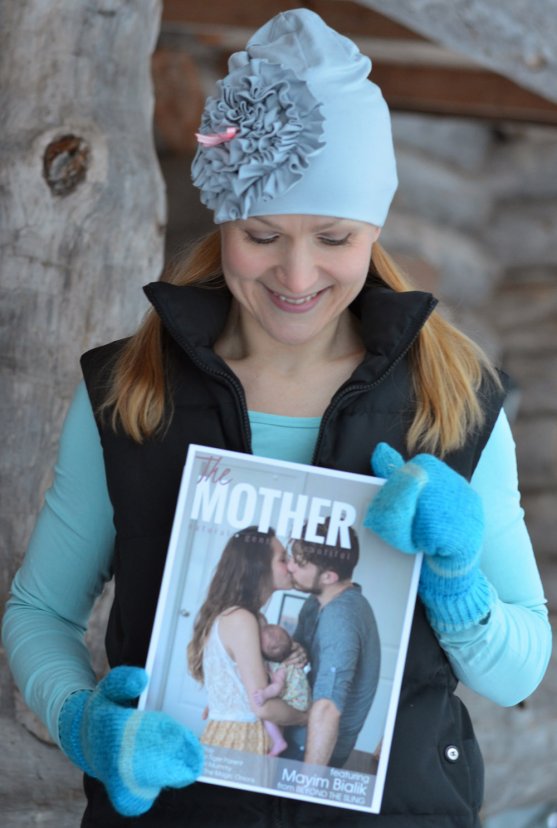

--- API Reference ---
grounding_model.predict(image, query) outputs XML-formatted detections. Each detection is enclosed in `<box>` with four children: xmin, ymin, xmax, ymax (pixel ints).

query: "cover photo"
<box><xmin>139</xmin><ymin>445</ymin><xmax>421</xmax><ymax>813</ymax></box>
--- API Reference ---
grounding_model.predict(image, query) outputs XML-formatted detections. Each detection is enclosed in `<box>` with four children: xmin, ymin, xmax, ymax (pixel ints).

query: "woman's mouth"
<box><xmin>268</xmin><ymin>288</ymin><xmax>324</xmax><ymax>313</ymax></box>
<box><xmin>275</xmin><ymin>291</ymin><xmax>318</xmax><ymax>305</ymax></box>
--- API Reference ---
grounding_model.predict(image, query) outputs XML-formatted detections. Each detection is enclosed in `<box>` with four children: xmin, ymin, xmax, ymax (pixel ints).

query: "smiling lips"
<box><xmin>268</xmin><ymin>287</ymin><xmax>323</xmax><ymax>313</ymax></box>
<box><xmin>276</xmin><ymin>291</ymin><xmax>318</xmax><ymax>305</ymax></box>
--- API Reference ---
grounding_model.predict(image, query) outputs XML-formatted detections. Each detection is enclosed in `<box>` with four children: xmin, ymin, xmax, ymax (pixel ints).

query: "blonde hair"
<box><xmin>369</xmin><ymin>244</ymin><xmax>500</xmax><ymax>454</ymax></box>
<box><xmin>100</xmin><ymin>230</ymin><xmax>499</xmax><ymax>455</ymax></box>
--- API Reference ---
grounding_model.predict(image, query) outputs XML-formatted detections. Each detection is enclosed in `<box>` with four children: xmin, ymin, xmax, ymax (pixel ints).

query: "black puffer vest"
<box><xmin>81</xmin><ymin>280</ymin><xmax>506</xmax><ymax>828</ymax></box>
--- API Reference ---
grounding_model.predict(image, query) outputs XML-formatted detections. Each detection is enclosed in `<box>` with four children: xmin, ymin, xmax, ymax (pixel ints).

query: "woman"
<box><xmin>2</xmin><ymin>8</ymin><xmax>551</xmax><ymax>828</ymax></box>
<box><xmin>187</xmin><ymin>526</ymin><xmax>306</xmax><ymax>754</ymax></box>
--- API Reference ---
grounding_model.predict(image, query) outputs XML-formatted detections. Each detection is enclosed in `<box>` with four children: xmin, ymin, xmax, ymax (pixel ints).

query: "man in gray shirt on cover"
<box><xmin>286</xmin><ymin>520</ymin><xmax>381</xmax><ymax>768</ymax></box>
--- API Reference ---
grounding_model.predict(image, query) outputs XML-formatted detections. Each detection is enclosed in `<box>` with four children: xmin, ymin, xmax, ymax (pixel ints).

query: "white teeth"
<box><xmin>276</xmin><ymin>291</ymin><xmax>318</xmax><ymax>305</ymax></box>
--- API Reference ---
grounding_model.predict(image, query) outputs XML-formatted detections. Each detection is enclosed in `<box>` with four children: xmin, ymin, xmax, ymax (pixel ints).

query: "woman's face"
<box><xmin>270</xmin><ymin>537</ymin><xmax>293</xmax><ymax>591</ymax></box>
<box><xmin>220</xmin><ymin>215</ymin><xmax>380</xmax><ymax>349</ymax></box>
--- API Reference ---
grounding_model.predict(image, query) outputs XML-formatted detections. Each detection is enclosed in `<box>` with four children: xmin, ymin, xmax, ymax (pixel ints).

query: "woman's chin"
<box><xmin>264</xmin><ymin>320</ymin><xmax>325</xmax><ymax>349</ymax></box>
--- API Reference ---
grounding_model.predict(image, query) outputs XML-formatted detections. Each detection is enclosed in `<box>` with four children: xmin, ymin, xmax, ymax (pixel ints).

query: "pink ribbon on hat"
<box><xmin>195</xmin><ymin>127</ymin><xmax>238</xmax><ymax>147</ymax></box>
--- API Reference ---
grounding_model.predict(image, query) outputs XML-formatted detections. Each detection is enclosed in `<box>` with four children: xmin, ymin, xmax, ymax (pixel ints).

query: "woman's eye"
<box><xmin>245</xmin><ymin>233</ymin><xmax>278</xmax><ymax>245</ymax></box>
<box><xmin>319</xmin><ymin>235</ymin><xmax>351</xmax><ymax>246</ymax></box>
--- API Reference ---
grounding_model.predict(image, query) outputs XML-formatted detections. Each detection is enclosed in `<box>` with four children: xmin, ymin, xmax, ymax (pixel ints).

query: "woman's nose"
<box><xmin>276</xmin><ymin>245</ymin><xmax>319</xmax><ymax>295</ymax></box>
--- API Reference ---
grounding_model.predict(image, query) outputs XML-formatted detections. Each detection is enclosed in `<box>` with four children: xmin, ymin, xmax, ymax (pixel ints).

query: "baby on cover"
<box><xmin>253</xmin><ymin>623</ymin><xmax>311</xmax><ymax>756</ymax></box>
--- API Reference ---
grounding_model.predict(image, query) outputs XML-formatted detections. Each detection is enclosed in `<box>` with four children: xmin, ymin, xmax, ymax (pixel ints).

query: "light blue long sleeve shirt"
<box><xmin>2</xmin><ymin>382</ymin><xmax>551</xmax><ymax>745</ymax></box>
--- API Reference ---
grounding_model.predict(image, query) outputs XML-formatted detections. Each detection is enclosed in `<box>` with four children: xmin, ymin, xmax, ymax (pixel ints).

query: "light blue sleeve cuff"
<box><xmin>439</xmin><ymin>599</ymin><xmax>550</xmax><ymax>706</ymax></box>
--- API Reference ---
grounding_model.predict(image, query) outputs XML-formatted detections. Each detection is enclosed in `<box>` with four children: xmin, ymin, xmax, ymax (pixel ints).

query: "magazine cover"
<box><xmin>139</xmin><ymin>444</ymin><xmax>421</xmax><ymax>814</ymax></box>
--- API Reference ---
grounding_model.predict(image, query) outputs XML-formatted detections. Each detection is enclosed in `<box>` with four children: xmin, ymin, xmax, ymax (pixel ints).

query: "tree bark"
<box><xmin>0</xmin><ymin>0</ymin><xmax>164</xmax><ymax>716</ymax></box>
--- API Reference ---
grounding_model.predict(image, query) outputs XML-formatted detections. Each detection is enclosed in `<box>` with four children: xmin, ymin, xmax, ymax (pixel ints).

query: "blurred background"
<box><xmin>1</xmin><ymin>2</ymin><xmax>556</xmax><ymax>825</ymax></box>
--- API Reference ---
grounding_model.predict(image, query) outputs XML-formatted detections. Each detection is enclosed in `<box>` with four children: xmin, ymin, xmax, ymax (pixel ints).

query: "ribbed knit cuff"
<box><xmin>58</xmin><ymin>689</ymin><xmax>96</xmax><ymax>776</ymax></box>
<box><xmin>419</xmin><ymin>567</ymin><xmax>495</xmax><ymax>633</ymax></box>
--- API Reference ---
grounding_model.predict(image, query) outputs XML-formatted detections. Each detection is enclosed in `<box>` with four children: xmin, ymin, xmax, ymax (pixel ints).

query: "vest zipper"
<box><xmin>271</xmin><ymin>797</ymin><xmax>285</xmax><ymax>827</ymax></box>
<box><xmin>312</xmin><ymin>297</ymin><xmax>435</xmax><ymax>465</ymax></box>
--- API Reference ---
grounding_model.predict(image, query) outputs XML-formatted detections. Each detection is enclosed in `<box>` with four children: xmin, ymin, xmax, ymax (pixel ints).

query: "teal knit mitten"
<box><xmin>59</xmin><ymin>666</ymin><xmax>203</xmax><ymax>816</ymax></box>
<box><xmin>364</xmin><ymin>443</ymin><xmax>494</xmax><ymax>632</ymax></box>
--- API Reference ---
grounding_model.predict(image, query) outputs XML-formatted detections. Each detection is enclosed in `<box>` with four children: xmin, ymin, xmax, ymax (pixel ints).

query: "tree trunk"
<box><xmin>0</xmin><ymin>0</ymin><xmax>164</xmax><ymax>728</ymax></box>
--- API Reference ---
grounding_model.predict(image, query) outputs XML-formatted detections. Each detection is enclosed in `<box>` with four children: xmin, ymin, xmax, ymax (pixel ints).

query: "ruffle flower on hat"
<box><xmin>191</xmin><ymin>58</ymin><xmax>325</xmax><ymax>223</ymax></box>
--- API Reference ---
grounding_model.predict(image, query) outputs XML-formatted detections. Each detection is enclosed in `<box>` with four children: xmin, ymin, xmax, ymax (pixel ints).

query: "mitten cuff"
<box><xmin>420</xmin><ymin>569</ymin><xmax>495</xmax><ymax>633</ymax></box>
<box><xmin>59</xmin><ymin>689</ymin><xmax>96</xmax><ymax>776</ymax></box>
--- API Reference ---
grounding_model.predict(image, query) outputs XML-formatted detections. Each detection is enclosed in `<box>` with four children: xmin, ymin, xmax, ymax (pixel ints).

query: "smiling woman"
<box><xmin>216</xmin><ymin>216</ymin><xmax>380</xmax><ymax>378</ymax></box>
<box><xmin>2</xmin><ymin>7</ymin><xmax>551</xmax><ymax>828</ymax></box>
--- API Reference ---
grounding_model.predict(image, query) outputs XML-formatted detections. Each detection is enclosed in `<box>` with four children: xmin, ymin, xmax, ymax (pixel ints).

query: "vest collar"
<box><xmin>144</xmin><ymin>279</ymin><xmax>437</xmax><ymax>379</ymax></box>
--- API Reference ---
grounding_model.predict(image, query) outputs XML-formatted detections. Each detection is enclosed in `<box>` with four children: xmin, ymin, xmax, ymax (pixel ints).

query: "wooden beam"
<box><xmin>160</xmin><ymin>23</ymin><xmax>477</xmax><ymax>69</ymax></box>
<box><xmin>373</xmin><ymin>63</ymin><xmax>557</xmax><ymax>124</ymax></box>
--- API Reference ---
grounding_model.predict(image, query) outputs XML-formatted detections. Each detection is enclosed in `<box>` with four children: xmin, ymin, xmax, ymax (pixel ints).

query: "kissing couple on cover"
<box><xmin>188</xmin><ymin>518</ymin><xmax>380</xmax><ymax>769</ymax></box>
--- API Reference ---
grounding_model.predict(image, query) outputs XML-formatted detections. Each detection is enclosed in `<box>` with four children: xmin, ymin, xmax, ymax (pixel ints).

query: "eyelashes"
<box><xmin>245</xmin><ymin>233</ymin><xmax>278</xmax><ymax>245</ymax></box>
<box><xmin>244</xmin><ymin>232</ymin><xmax>352</xmax><ymax>247</ymax></box>
<box><xmin>319</xmin><ymin>235</ymin><xmax>351</xmax><ymax>246</ymax></box>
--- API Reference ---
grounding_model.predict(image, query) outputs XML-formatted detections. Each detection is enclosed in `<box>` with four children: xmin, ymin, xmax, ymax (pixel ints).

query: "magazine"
<box><xmin>139</xmin><ymin>444</ymin><xmax>421</xmax><ymax>813</ymax></box>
